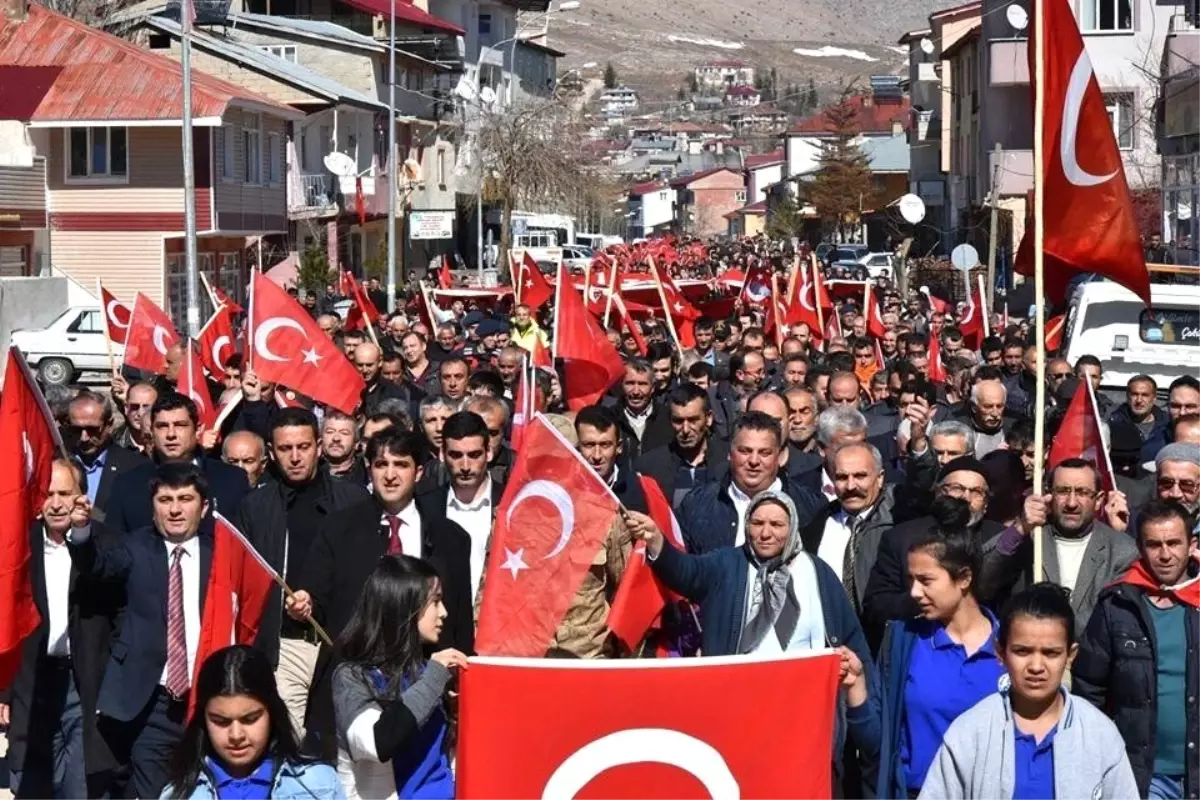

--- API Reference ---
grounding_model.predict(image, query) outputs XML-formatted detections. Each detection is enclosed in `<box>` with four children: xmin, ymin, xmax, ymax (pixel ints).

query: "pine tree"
<box><xmin>806</xmin><ymin>78</ymin><xmax>819</xmax><ymax>112</ymax></box>
<box><xmin>805</xmin><ymin>89</ymin><xmax>875</xmax><ymax>242</ymax></box>
<box><xmin>603</xmin><ymin>62</ymin><xmax>618</xmax><ymax>89</ymax></box>
<box><xmin>766</xmin><ymin>193</ymin><xmax>806</xmax><ymax>240</ymax></box>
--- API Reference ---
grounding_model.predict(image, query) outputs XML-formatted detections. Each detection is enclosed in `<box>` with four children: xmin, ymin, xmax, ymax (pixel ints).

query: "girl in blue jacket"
<box><xmin>161</xmin><ymin>645</ymin><xmax>344</xmax><ymax>799</ymax></box>
<box><xmin>844</xmin><ymin>497</ymin><xmax>1007</xmax><ymax>799</ymax></box>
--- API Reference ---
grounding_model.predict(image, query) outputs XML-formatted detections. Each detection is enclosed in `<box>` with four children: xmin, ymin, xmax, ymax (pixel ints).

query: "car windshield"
<box><xmin>1140</xmin><ymin>307</ymin><xmax>1200</xmax><ymax>345</ymax></box>
<box><xmin>835</xmin><ymin>247</ymin><xmax>864</xmax><ymax>260</ymax></box>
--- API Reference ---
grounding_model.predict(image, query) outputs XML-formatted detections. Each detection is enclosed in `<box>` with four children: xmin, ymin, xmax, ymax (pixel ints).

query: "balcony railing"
<box><xmin>289</xmin><ymin>172</ymin><xmax>340</xmax><ymax>217</ymax></box>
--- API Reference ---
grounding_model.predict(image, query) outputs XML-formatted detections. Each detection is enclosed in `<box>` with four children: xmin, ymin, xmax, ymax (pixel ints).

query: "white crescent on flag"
<box><xmin>211</xmin><ymin>335</ymin><xmax>231</xmax><ymax>371</ymax></box>
<box><xmin>254</xmin><ymin>317</ymin><xmax>308</xmax><ymax>362</ymax></box>
<box><xmin>506</xmin><ymin>479</ymin><xmax>576</xmax><ymax>560</ymax></box>
<box><xmin>1061</xmin><ymin>51</ymin><xmax>1118</xmax><ymax>188</ymax></box>
<box><xmin>106</xmin><ymin>299</ymin><xmax>129</xmax><ymax>330</ymax></box>
<box><xmin>152</xmin><ymin>325</ymin><xmax>173</xmax><ymax>354</ymax></box>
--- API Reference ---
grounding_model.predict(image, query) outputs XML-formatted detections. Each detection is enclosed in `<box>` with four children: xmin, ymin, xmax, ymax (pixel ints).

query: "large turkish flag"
<box><xmin>458</xmin><ymin>651</ymin><xmax>841</xmax><ymax>799</ymax></box>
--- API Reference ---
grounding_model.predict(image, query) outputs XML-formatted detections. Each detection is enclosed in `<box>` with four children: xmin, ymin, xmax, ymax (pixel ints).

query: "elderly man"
<box><xmin>951</xmin><ymin>378</ymin><xmax>1013</xmax><ymax>457</ymax></box>
<box><xmin>607</xmin><ymin>359</ymin><xmax>673</xmax><ymax>459</ymax></box>
<box><xmin>979</xmin><ymin>458</ymin><xmax>1138</xmax><ymax>635</ymax></box>
<box><xmin>113</xmin><ymin>379</ymin><xmax>158</xmax><ymax>455</ymax></box>
<box><xmin>315</xmin><ymin>314</ymin><xmax>340</xmax><ymax>338</ymax></box>
<box><xmin>862</xmin><ymin>456</ymin><xmax>1003</xmax><ymax>649</ymax></box>
<box><xmin>221</xmin><ymin>430</ymin><xmax>267</xmax><ymax>487</ymax></box>
<box><xmin>354</xmin><ymin>341</ymin><xmax>421</xmax><ymax>417</ymax></box>
<box><xmin>1154</xmin><ymin>442</ymin><xmax>1200</xmax><ymax>517</ymax></box>
<box><xmin>64</xmin><ymin>390</ymin><xmax>146</xmax><ymax>517</ymax></box>
<box><xmin>320</xmin><ymin>409</ymin><xmax>366</xmax><ymax>485</ymax></box>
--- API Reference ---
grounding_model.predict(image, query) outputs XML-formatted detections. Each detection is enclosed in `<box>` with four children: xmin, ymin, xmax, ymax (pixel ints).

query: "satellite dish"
<box><xmin>402</xmin><ymin>158</ymin><xmax>423</xmax><ymax>183</ymax></box>
<box><xmin>950</xmin><ymin>243</ymin><xmax>981</xmax><ymax>271</ymax></box>
<box><xmin>1006</xmin><ymin>3</ymin><xmax>1029</xmax><ymax>30</ymax></box>
<box><xmin>323</xmin><ymin>152</ymin><xmax>356</xmax><ymax>178</ymax></box>
<box><xmin>919</xmin><ymin>37</ymin><xmax>934</xmax><ymax>55</ymax></box>
<box><xmin>898</xmin><ymin>193</ymin><xmax>927</xmax><ymax>224</ymax></box>
<box><xmin>479</xmin><ymin>86</ymin><xmax>497</xmax><ymax>105</ymax></box>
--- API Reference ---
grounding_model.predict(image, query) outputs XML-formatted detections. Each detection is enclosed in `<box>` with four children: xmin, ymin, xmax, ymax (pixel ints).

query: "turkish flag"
<box><xmin>474</xmin><ymin>414</ymin><xmax>621</xmax><ymax>656</ymax></box>
<box><xmin>650</xmin><ymin>259</ymin><xmax>701</xmax><ymax>321</ymax></box>
<box><xmin>928</xmin><ymin>331</ymin><xmax>947</xmax><ymax>383</ymax></box>
<box><xmin>0</xmin><ymin>348</ymin><xmax>59</xmax><ymax>689</ymax></box>
<box><xmin>552</xmin><ymin>262</ymin><xmax>625</xmax><ymax>411</ymax></box>
<box><xmin>515</xmin><ymin>252</ymin><xmax>553</xmax><ymax>312</ymax></box>
<box><xmin>457</xmin><ymin>650</ymin><xmax>841</xmax><ymax>798</ymax></box>
<box><xmin>248</xmin><ymin>273</ymin><xmax>365</xmax><ymax>414</ymax></box>
<box><xmin>341</xmin><ymin>271</ymin><xmax>381</xmax><ymax>333</ymax></box>
<box><xmin>958</xmin><ymin>276</ymin><xmax>987</xmax><ymax>347</ymax></box>
<box><xmin>921</xmin><ymin>286</ymin><xmax>949</xmax><ymax>315</ymax></box>
<box><xmin>178</xmin><ymin>342</ymin><xmax>217</xmax><ymax>431</ymax></box>
<box><xmin>1048</xmin><ymin>378</ymin><xmax>1115</xmax><ymax>490</ymax></box>
<box><xmin>210</xmin><ymin>284</ymin><xmax>243</xmax><ymax>315</ymax></box>
<box><xmin>436</xmin><ymin>256</ymin><xmax>453</xmax><ymax>290</ymax></box>
<box><xmin>98</xmin><ymin>283</ymin><xmax>131</xmax><ymax>345</ymax></box>
<box><xmin>1014</xmin><ymin>0</ymin><xmax>1150</xmax><ymax>305</ymax></box>
<box><xmin>189</xmin><ymin>512</ymin><xmax>278</xmax><ymax>716</ymax></box>
<box><xmin>530</xmin><ymin>335</ymin><xmax>553</xmax><ymax>370</ymax></box>
<box><xmin>823</xmin><ymin>307</ymin><xmax>843</xmax><ymax>345</ymax></box>
<box><xmin>739</xmin><ymin>262</ymin><xmax>774</xmax><ymax>308</ymax></box>
<box><xmin>196</xmin><ymin>305</ymin><xmax>236</xmax><ymax>377</ymax></box>
<box><xmin>612</xmin><ymin>295</ymin><xmax>648</xmax><ymax>357</ymax></box>
<box><xmin>787</xmin><ymin>262</ymin><xmax>832</xmax><ymax>341</ymax></box>
<box><xmin>1045</xmin><ymin>313</ymin><xmax>1066</xmax><ymax>351</ymax></box>
<box><xmin>123</xmin><ymin>293</ymin><xmax>180</xmax><ymax>374</ymax></box>
<box><xmin>607</xmin><ymin>477</ymin><xmax>683</xmax><ymax>651</ymax></box>
<box><xmin>863</xmin><ymin>281</ymin><xmax>887</xmax><ymax>339</ymax></box>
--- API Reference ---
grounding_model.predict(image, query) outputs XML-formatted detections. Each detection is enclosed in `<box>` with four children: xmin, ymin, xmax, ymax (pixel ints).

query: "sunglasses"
<box><xmin>66</xmin><ymin>423</ymin><xmax>105</xmax><ymax>437</ymax></box>
<box><xmin>1158</xmin><ymin>477</ymin><xmax>1199</xmax><ymax>494</ymax></box>
<box><xmin>126</xmin><ymin>403</ymin><xmax>154</xmax><ymax>411</ymax></box>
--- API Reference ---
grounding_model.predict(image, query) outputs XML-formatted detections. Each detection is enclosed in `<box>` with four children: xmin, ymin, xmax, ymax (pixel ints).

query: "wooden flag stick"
<box><xmin>811</xmin><ymin>253</ymin><xmax>825</xmax><ymax>334</ymax></box>
<box><xmin>274</xmin><ymin>575</ymin><xmax>333</xmax><ymax>646</ymax></box>
<box><xmin>199</xmin><ymin>271</ymin><xmax>220</xmax><ymax>310</ymax></box>
<box><xmin>602</xmin><ymin>255</ymin><xmax>620</xmax><ymax>330</ymax></box>
<box><xmin>1032</xmin><ymin>0</ymin><xmax>1047</xmax><ymax>582</ymax></box>
<box><xmin>978</xmin><ymin>272</ymin><xmax>991</xmax><ymax>338</ymax></box>
<box><xmin>648</xmin><ymin>257</ymin><xmax>681</xmax><ymax>350</ymax></box>
<box><xmin>96</xmin><ymin>279</ymin><xmax>118</xmax><ymax>380</ymax></box>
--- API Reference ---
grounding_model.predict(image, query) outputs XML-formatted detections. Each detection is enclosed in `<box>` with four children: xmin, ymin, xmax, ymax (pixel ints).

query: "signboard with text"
<box><xmin>410</xmin><ymin>210</ymin><xmax>455</xmax><ymax>240</ymax></box>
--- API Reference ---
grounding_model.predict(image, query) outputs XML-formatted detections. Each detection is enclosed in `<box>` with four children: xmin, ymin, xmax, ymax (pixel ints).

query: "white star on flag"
<box><xmin>501</xmin><ymin>547</ymin><xmax>528</xmax><ymax>580</ymax></box>
<box><xmin>301</xmin><ymin>347</ymin><xmax>322</xmax><ymax>365</ymax></box>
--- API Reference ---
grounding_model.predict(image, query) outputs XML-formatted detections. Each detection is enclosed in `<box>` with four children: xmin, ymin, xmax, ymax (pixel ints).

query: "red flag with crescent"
<box><xmin>123</xmin><ymin>293</ymin><xmax>180</xmax><ymax>375</ymax></box>
<box><xmin>786</xmin><ymin>264</ymin><xmax>832</xmax><ymax>339</ymax></box>
<box><xmin>178</xmin><ymin>342</ymin><xmax>217</xmax><ymax>431</ymax></box>
<box><xmin>196</xmin><ymin>305</ymin><xmax>236</xmax><ymax>377</ymax></box>
<box><xmin>98</xmin><ymin>283</ymin><xmax>132</xmax><ymax>345</ymax></box>
<box><xmin>474</xmin><ymin>414</ymin><xmax>621</xmax><ymax>657</ymax></box>
<box><xmin>248</xmin><ymin>273</ymin><xmax>364</xmax><ymax>414</ymax></box>
<box><xmin>515</xmin><ymin>252</ymin><xmax>554</xmax><ymax>312</ymax></box>
<box><xmin>457</xmin><ymin>651</ymin><xmax>840</xmax><ymax>798</ymax></box>
<box><xmin>1047</xmin><ymin>378</ymin><xmax>1115</xmax><ymax>491</ymax></box>
<box><xmin>1013</xmin><ymin>0</ymin><xmax>1150</xmax><ymax>305</ymax></box>
<box><xmin>958</xmin><ymin>277</ymin><xmax>987</xmax><ymax>347</ymax></box>
<box><xmin>553</xmin><ymin>262</ymin><xmax>625</xmax><ymax>410</ymax></box>
<box><xmin>739</xmin><ymin>262</ymin><xmax>774</xmax><ymax>308</ymax></box>
<box><xmin>863</xmin><ymin>281</ymin><xmax>887</xmax><ymax>339</ymax></box>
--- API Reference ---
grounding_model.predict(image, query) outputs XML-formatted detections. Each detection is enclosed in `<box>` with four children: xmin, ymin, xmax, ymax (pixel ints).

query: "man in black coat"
<box><xmin>288</xmin><ymin>429</ymin><xmax>473</xmax><ymax>755</ymax></box>
<box><xmin>106</xmin><ymin>393</ymin><xmax>249</xmax><ymax>533</ymax></box>
<box><xmin>635</xmin><ymin>383</ymin><xmax>729</xmax><ymax>509</ymax></box>
<box><xmin>233</xmin><ymin>407</ymin><xmax>368</xmax><ymax>737</ymax></box>
<box><xmin>861</xmin><ymin>457</ymin><xmax>1003</xmax><ymax>652</ymax></box>
<box><xmin>354</xmin><ymin>341</ymin><xmax>424</xmax><ymax>419</ymax></box>
<box><xmin>63</xmin><ymin>391</ymin><xmax>146</xmax><ymax>525</ymax></box>
<box><xmin>604</xmin><ymin>359</ymin><xmax>674</xmax><ymax>459</ymax></box>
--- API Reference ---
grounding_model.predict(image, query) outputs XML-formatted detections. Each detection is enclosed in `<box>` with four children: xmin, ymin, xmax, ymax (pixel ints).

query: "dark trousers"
<box><xmin>10</xmin><ymin>658</ymin><xmax>86</xmax><ymax>800</ymax></box>
<box><xmin>98</xmin><ymin>686</ymin><xmax>187</xmax><ymax>800</ymax></box>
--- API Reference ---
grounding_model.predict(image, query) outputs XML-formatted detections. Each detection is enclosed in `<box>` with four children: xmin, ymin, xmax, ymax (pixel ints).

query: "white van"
<box><xmin>1061</xmin><ymin>274</ymin><xmax>1200</xmax><ymax>395</ymax></box>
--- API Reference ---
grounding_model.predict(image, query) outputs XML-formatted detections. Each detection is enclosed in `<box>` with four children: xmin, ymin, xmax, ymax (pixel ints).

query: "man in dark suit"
<box><xmin>603</xmin><ymin>360</ymin><xmax>674</xmax><ymax>460</ymax></box>
<box><xmin>67</xmin><ymin>463</ymin><xmax>214</xmax><ymax>799</ymax></box>
<box><xmin>287</xmin><ymin>430</ymin><xmax>473</xmax><ymax>754</ymax></box>
<box><xmin>106</xmin><ymin>393</ymin><xmax>249</xmax><ymax>533</ymax></box>
<box><xmin>63</xmin><ymin>391</ymin><xmax>146</xmax><ymax>524</ymax></box>
<box><xmin>635</xmin><ymin>383</ymin><xmax>729</xmax><ymax>509</ymax></box>
<box><xmin>2</xmin><ymin>459</ymin><xmax>107</xmax><ymax>799</ymax></box>
<box><xmin>355</xmin><ymin>341</ymin><xmax>424</xmax><ymax>418</ymax></box>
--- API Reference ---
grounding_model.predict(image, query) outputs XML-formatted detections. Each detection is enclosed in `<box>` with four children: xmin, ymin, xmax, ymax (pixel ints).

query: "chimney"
<box><xmin>1</xmin><ymin>0</ymin><xmax>28</xmax><ymax>20</ymax></box>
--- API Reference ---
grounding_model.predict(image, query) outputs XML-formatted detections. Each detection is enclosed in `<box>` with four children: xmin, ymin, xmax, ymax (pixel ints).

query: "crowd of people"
<box><xmin>8</xmin><ymin>252</ymin><xmax>1199</xmax><ymax>800</ymax></box>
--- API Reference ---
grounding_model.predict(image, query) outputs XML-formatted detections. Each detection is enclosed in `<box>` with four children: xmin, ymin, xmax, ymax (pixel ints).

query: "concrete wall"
<box><xmin>0</xmin><ymin>276</ymin><xmax>71</xmax><ymax>333</ymax></box>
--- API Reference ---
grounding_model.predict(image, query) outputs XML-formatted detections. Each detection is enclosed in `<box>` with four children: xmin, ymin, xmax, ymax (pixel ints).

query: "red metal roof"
<box><xmin>725</xmin><ymin>84</ymin><xmax>759</xmax><ymax>96</ymax></box>
<box><xmin>744</xmin><ymin>149</ymin><xmax>784</xmax><ymax>168</ymax></box>
<box><xmin>724</xmin><ymin>199</ymin><xmax>766</xmax><ymax>219</ymax></box>
<box><xmin>787</xmin><ymin>94</ymin><xmax>910</xmax><ymax>135</ymax></box>
<box><xmin>338</xmin><ymin>0</ymin><xmax>465</xmax><ymax>35</ymax></box>
<box><xmin>628</xmin><ymin>180</ymin><xmax>668</xmax><ymax>197</ymax></box>
<box><xmin>0</xmin><ymin>4</ymin><xmax>294</xmax><ymax>122</ymax></box>
<box><xmin>669</xmin><ymin>167</ymin><xmax>739</xmax><ymax>187</ymax></box>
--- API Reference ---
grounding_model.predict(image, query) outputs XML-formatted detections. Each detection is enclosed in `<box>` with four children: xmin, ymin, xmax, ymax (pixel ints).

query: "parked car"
<box><xmin>860</xmin><ymin>252</ymin><xmax>896</xmax><ymax>280</ymax></box>
<box><xmin>11</xmin><ymin>305</ymin><xmax>122</xmax><ymax>386</ymax></box>
<box><xmin>560</xmin><ymin>244</ymin><xmax>595</xmax><ymax>272</ymax></box>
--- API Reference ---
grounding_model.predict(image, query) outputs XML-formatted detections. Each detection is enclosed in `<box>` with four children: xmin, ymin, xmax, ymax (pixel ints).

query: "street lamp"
<box><xmin>469</xmin><ymin>0</ymin><xmax>579</xmax><ymax>281</ymax></box>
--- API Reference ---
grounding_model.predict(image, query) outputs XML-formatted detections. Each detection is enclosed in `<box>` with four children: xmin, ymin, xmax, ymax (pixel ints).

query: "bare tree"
<box><xmin>32</xmin><ymin>0</ymin><xmax>141</xmax><ymax>25</ymax></box>
<box><xmin>476</xmin><ymin>97</ymin><xmax>589</xmax><ymax>269</ymax></box>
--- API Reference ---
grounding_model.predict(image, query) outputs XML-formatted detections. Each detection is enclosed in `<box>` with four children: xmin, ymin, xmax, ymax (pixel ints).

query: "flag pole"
<box><xmin>602</xmin><ymin>255</ymin><xmax>619</xmax><ymax>329</ymax></box>
<box><xmin>247</xmin><ymin>273</ymin><xmax>256</xmax><ymax>373</ymax></box>
<box><xmin>648</xmin><ymin>257</ymin><xmax>681</xmax><ymax>350</ymax></box>
<box><xmin>199</xmin><ymin>270</ymin><xmax>220</xmax><ymax>311</ymax></box>
<box><xmin>978</xmin><ymin>272</ymin><xmax>991</xmax><ymax>338</ymax></box>
<box><xmin>810</xmin><ymin>253</ymin><xmax>824</xmax><ymax>334</ymax></box>
<box><xmin>97</xmin><ymin>279</ymin><xmax>118</xmax><ymax>380</ymax></box>
<box><xmin>551</xmin><ymin>257</ymin><xmax>564</xmax><ymax>362</ymax></box>
<box><xmin>1085</xmin><ymin>377</ymin><xmax>1116</xmax><ymax>482</ymax></box>
<box><xmin>786</xmin><ymin>253</ymin><xmax>800</xmax><ymax>309</ymax></box>
<box><xmin>1032</xmin><ymin>0</ymin><xmax>1048</xmax><ymax>582</ymax></box>
<box><xmin>512</xmin><ymin>253</ymin><xmax>522</xmax><ymax>305</ymax></box>
<box><xmin>181</xmin><ymin>3</ymin><xmax>200</xmax><ymax>339</ymax></box>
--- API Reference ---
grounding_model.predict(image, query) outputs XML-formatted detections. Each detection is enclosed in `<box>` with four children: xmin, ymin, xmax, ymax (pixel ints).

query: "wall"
<box><xmin>213</xmin><ymin>107</ymin><xmax>289</xmax><ymax>232</ymax></box>
<box><xmin>0</xmin><ymin>159</ymin><xmax>46</xmax><ymax>226</ymax></box>
<box><xmin>0</xmin><ymin>276</ymin><xmax>70</xmax><ymax>332</ymax></box>
<box><xmin>48</xmin><ymin>230</ymin><xmax>165</xmax><ymax>306</ymax></box>
<box><xmin>785</xmin><ymin>135</ymin><xmax>821</xmax><ymax>183</ymax></box>
<box><xmin>749</xmin><ymin>162</ymin><xmax>782</xmax><ymax>202</ymax></box>
<box><xmin>688</xmin><ymin>171</ymin><xmax>745</xmax><ymax>237</ymax></box>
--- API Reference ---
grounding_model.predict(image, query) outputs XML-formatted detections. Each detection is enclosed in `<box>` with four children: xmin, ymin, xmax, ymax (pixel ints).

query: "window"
<box><xmin>67</xmin><ymin>127</ymin><xmax>127</xmax><ymax>180</ymax></box>
<box><xmin>219</xmin><ymin>252</ymin><xmax>242</xmax><ymax>306</ymax></box>
<box><xmin>167</xmin><ymin>254</ymin><xmax>186</xmax><ymax>327</ymax></box>
<box><xmin>220</xmin><ymin>124</ymin><xmax>235</xmax><ymax>180</ymax></box>
<box><xmin>257</xmin><ymin>44</ymin><xmax>298</xmax><ymax>63</ymax></box>
<box><xmin>478</xmin><ymin>12</ymin><xmax>491</xmax><ymax>35</ymax></box>
<box><xmin>1104</xmin><ymin>92</ymin><xmax>1135</xmax><ymax>149</ymax></box>
<box><xmin>1079</xmin><ymin>0</ymin><xmax>1133</xmax><ymax>30</ymax></box>
<box><xmin>734</xmin><ymin>189</ymin><xmax>746</xmax><ymax>202</ymax></box>
<box><xmin>243</xmin><ymin>114</ymin><xmax>262</xmax><ymax>184</ymax></box>
<box><xmin>66</xmin><ymin>310</ymin><xmax>102</xmax><ymax>334</ymax></box>
<box><xmin>266</xmin><ymin>132</ymin><xmax>281</xmax><ymax>184</ymax></box>
<box><xmin>1140</xmin><ymin>308</ymin><xmax>1200</xmax><ymax>345</ymax></box>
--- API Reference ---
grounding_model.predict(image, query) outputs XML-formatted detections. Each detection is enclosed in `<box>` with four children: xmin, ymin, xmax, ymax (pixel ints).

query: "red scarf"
<box><xmin>1116</xmin><ymin>556</ymin><xmax>1200</xmax><ymax>609</ymax></box>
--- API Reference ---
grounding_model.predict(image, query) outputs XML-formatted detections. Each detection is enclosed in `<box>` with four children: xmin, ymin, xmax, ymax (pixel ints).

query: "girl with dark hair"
<box><xmin>843</xmin><ymin>496</ymin><xmax>1007</xmax><ymax>798</ymax></box>
<box><xmin>332</xmin><ymin>556</ymin><xmax>467</xmax><ymax>800</ymax></box>
<box><xmin>160</xmin><ymin>646</ymin><xmax>342</xmax><ymax>799</ymax></box>
<box><xmin>919</xmin><ymin>583</ymin><xmax>1138</xmax><ymax>799</ymax></box>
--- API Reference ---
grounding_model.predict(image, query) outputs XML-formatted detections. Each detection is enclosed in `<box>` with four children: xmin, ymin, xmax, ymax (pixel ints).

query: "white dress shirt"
<box><xmin>728</xmin><ymin>477</ymin><xmax>782</xmax><ymax>546</ymax></box>
<box><xmin>446</xmin><ymin>477</ymin><xmax>493</xmax><ymax>600</ymax></box>
<box><xmin>160</xmin><ymin>536</ymin><xmax>201</xmax><ymax>687</ymax></box>
<box><xmin>624</xmin><ymin>405</ymin><xmax>652</xmax><ymax>442</ymax></box>
<box><xmin>43</xmin><ymin>533</ymin><xmax>72</xmax><ymax>657</ymax></box>
<box><xmin>817</xmin><ymin>509</ymin><xmax>855</xmax><ymax>581</ymax></box>
<box><xmin>381</xmin><ymin>501</ymin><xmax>424</xmax><ymax>558</ymax></box>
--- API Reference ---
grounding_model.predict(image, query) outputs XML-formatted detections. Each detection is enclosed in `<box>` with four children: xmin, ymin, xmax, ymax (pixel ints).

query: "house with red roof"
<box><xmin>626</xmin><ymin>179</ymin><xmax>675</xmax><ymax>240</ymax></box>
<box><xmin>0</xmin><ymin>1</ymin><xmax>302</xmax><ymax>324</ymax></box>
<box><xmin>670</xmin><ymin>167</ymin><xmax>745</xmax><ymax>238</ymax></box>
<box><xmin>724</xmin><ymin>84</ymin><xmax>761</xmax><ymax>107</ymax></box>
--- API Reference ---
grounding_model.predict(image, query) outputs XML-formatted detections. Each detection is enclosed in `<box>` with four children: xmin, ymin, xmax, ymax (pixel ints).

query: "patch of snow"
<box><xmin>792</xmin><ymin>46</ymin><xmax>878</xmax><ymax>61</ymax></box>
<box><xmin>887</xmin><ymin>45</ymin><xmax>908</xmax><ymax>53</ymax></box>
<box><xmin>667</xmin><ymin>34</ymin><xmax>745</xmax><ymax>49</ymax></box>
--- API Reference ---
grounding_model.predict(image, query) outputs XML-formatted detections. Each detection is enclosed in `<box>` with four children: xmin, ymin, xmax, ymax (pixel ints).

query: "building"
<box><xmin>626</xmin><ymin>179</ymin><xmax>675</xmax><ymax>239</ymax></box>
<box><xmin>600</xmin><ymin>85</ymin><xmax>639</xmax><ymax>113</ymax></box>
<box><xmin>694</xmin><ymin>60</ymin><xmax>754</xmax><ymax>90</ymax></box>
<box><xmin>1160</xmin><ymin>7</ymin><xmax>1198</xmax><ymax>262</ymax></box>
<box><xmin>743</xmin><ymin>150</ymin><xmax>785</xmax><ymax>203</ymax></box>
<box><xmin>513</xmin><ymin>37</ymin><xmax>565</xmax><ymax>100</ymax></box>
<box><xmin>724</xmin><ymin>84</ymin><xmax>761</xmax><ymax>107</ymax></box>
<box><xmin>0</xmin><ymin>1</ymin><xmax>301</xmax><ymax>325</ymax></box>
<box><xmin>670</xmin><ymin>167</ymin><xmax>746</xmax><ymax>237</ymax></box>
<box><xmin>725</xmin><ymin>200</ymin><xmax>766</xmax><ymax>238</ymax></box>
<box><xmin>728</xmin><ymin>103</ymin><xmax>789</xmax><ymax>130</ymax></box>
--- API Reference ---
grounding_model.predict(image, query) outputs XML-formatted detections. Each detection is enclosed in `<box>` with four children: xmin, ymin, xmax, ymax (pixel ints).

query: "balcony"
<box><xmin>1166</xmin><ymin>13</ymin><xmax>1200</xmax><ymax>81</ymax></box>
<box><xmin>990</xmin><ymin>38</ymin><xmax>1029</xmax><ymax>85</ymax></box>
<box><xmin>289</xmin><ymin>172</ymin><xmax>340</xmax><ymax>219</ymax></box>
<box><xmin>989</xmin><ymin>148</ymin><xmax>1034</xmax><ymax>198</ymax></box>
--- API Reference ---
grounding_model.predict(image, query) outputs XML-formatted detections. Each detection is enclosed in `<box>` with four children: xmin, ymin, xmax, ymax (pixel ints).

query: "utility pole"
<box><xmin>386</xmin><ymin>0</ymin><xmax>398</xmax><ymax>313</ymax></box>
<box><xmin>181</xmin><ymin>10</ymin><xmax>199</xmax><ymax>336</ymax></box>
<box><xmin>985</xmin><ymin>142</ymin><xmax>1003</xmax><ymax>309</ymax></box>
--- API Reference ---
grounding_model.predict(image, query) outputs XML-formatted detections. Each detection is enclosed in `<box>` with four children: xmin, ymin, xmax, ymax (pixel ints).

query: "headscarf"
<box><xmin>737</xmin><ymin>490</ymin><xmax>804</xmax><ymax>654</ymax></box>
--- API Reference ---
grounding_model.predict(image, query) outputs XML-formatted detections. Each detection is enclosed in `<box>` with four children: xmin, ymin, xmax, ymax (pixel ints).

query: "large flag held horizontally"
<box><xmin>1014</xmin><ymin>0</ymin><xmax>1150</xmax><ymax>305</ymax></box>
<box><xmin>0</xmin><ymin>347</ymin><xmax>60</xmax><ymax>688</ymax></box>
<box><xmin>458</xmin><ymin>651</ymin><xmax>841</xmax><ymax>798</ymax></box>
<box><xmin>1047</xmin><ymin>377</ymin><xmax>1115</xmax><ymax>490</ymax></box>
<box><xmin>552</xmin><ymin>260</ymin><xmax>625</xmax><ymax>410</ymax></box>
<box><xmin>248</xmin><ymin>273</ymin><xmax>365</xmax><ymax>414</ymax></box>
<box><xmin>123</xmin><ymin>292</ymin><xmax>180</xmax><ymax>374</ymax></box>
<box><xmin>474</xmin><ymin>415</ymin><xmax>621</xmax><ymax>656</ymax></box>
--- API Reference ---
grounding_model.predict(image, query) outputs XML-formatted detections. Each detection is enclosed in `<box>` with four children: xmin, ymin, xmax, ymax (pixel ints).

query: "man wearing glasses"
<box><xmin>63</xmin><ymin>390</ymin><xmax>146</xmax><ymax>521</ymax></box>
<box><xmin>1154</xmin><ymin>443</ymin><xmax>1200</xmax><ymax>519</ymax></box>
<box><xmin>979</xmin><ymin>458</ymin><xmax>1138</xmax><ymax>636</ymax></box>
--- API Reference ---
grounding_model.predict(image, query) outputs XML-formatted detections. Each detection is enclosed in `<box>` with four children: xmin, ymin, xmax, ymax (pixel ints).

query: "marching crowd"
<box><xmin>7</xmin><ymin>255</ymin><xmax>1200</xmax><ymax>800</ymax></box>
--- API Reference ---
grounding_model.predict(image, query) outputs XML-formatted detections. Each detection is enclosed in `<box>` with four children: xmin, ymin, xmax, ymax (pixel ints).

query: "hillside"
<box><xmin>549</xmin><ymin>0</ymin><xmax>947</xmax><ymax>109</ymax></box>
